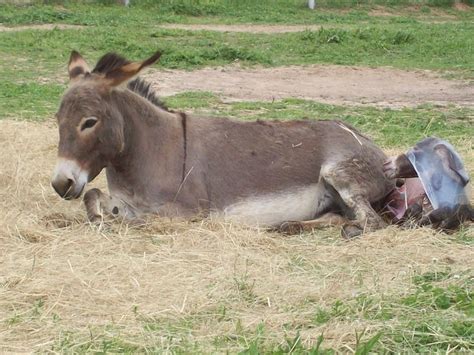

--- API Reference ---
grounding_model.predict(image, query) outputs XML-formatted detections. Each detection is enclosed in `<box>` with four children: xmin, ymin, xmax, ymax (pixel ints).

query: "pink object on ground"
<box><xmin>385</xmin><ymin>178</ymin><xmax>427</xmax><ymax>220</ymax></box>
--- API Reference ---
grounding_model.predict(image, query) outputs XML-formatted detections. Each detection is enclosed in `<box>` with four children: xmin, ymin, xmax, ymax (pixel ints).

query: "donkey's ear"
<box><xmin>103</xmin><ymin>51</ymin><xmax>161</xmax><ymax>87</ymax></box>
<box><xmin>68</xmin><ymin>50</ymin><xmax>90</xmax><ymax>81</ymax></box>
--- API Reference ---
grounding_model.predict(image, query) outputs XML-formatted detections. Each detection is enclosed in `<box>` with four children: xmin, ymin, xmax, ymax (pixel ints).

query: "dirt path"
<box><xmin>158</xmin><ymin>23</ymin><xmax>324</xmax><ymax>33</ymax></box>
<box><xmin>144</xmin><ymin>65</ymin><xmax>474</xmax><ymax>108</ymax></box>
<box><xmin>0</xmin><ymin>24</ymin><xmax>85</xmax><ymax>32</ymax></box>
<box><xmin>158</xmin><ymin>17</ymin><xmax>463</xmax><ymax>34</ymax></box>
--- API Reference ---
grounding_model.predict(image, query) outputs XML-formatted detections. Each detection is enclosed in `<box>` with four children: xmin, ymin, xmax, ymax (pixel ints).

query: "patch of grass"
<box><xmin>309</xmin><ymin>271</ymin><xmax>473</xmax><ymax>352</ymax></box>
<box><xmin>313</xmin><ymin>295</ymin><xmax>394</xmax><ymax>325</ymax></box>
<box><xmin>163</xmin><ymin>91</ymin><xmax>220</xmax><ymax>109</ymax></box>
<box><xmin>1</xmin><ymin>21</ymin><xmax>474</xmax><ymax>76</ymax></box>
<box><xmin>386</xmin><ymin>317</ymin><xmax>473</xmax><ymax>352</ymax></box>
<box><xmin>0</xmin><ymin>2</ymin><xmax>340</xmax><ymax>26</ymax></box>
<box><xmin>52</xmin><ymin>321</ymin><xmax>384</xmax><ymax>353</ymax></box>
<box><xmin>240</xmin><ymin>331</ymin><xmax>335</xmax><ymax>354</ymax></box>
<box><xmin>314</xmin><ymin>299</ymin><xmax>353</xmax><ymax>324</ymax></box>
<box><xmin>54</xmin><ymin>329</ymin><xmax>146</xmax><ymax>353</ymax></box>
<box><xmin>454</xmin><ymin>227</ymin><xmax>474</xmax><ymax>245</ymax></box>
<box><xmin>5</xmin><ymin>314</ymin><xmax>23</xmax><ymax>326</ymax></box>
<box><xmin>407</xmin><ymin>270</ymin><xmax>473</xmax><ymax>314</ymax></box>
<box><xmin>316</xmin><ymin>0</ymin><xmax>465</xmax><ymax>6</ymax></box>
<box><xmin>0</xmin><ymin>82</ymin><xmax>64</xmax><ymax>119</ymax></box>
<box><xmin>1</xmin><ymin>1</ymin><xmax>472</xmax><ymax>27</ymax></box>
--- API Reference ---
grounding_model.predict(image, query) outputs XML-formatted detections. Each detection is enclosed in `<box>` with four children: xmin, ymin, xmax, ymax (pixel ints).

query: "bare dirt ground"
<box><xmin>0</xmin><ymin>120</ymin><xmax>472</xmax><ymax>351</ymax></box>
<box><xmin>144</xmin><ymin>65</ymin><xmax>474</xmax><ymax>108</ymax></box>
<box><xmin>0</xmin><ymin>24</ymin><xmax>85</xmax><ymax>32</ymax></box>
<box><xmin>368</xmin><ymin>5</ymin><xmax>460</xmax><ymax>20</ymax></box>
<box><xmin>158</xmin><ymin>23</ymin><xmax>324</xmax><ymax>33</ymax></box>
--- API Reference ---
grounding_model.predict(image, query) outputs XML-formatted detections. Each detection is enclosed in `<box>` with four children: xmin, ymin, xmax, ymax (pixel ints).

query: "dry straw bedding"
<box><xmin>0</xmin><ymin>120</ymin><xmax>472</xmax><ymax>352</ymax></box>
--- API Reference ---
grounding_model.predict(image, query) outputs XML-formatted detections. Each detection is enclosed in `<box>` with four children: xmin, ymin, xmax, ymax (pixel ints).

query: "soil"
<box><xmin>144</xmin><ymin>65</ymin><xmax>474</xmax><ymax>108</ymax></box>
<box><xmin>368</xmin><ymin>5</ymin><xmax>459</xmax><ymax>20</ymax></box>
<box><xmin>0</xmin><ymin>24</ymin><xmax>85</xmax><ymax>32</ymax></box>
<box><xmin>157</xmin><ymin>23</ymin><xmax>324</xmax><ymax>33</ymax></box>
<box><xmin>454</xmin><ymin>2</ymin><xmax>471</xmax><ymax>11</ymax></box>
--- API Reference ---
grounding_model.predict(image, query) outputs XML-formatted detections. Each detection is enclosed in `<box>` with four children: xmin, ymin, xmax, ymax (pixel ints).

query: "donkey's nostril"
<box><xmin>62</xmin><ymin>178</ymin><xmax>76</xmax><ymax>199</ymax></box>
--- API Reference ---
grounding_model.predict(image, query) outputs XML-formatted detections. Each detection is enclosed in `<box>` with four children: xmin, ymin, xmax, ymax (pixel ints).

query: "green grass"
<box><xmin>1</xmin><ymin>21</ymin><xmax>473</xmax><ymax>81</ymax></box>
<box><xmin>48</xmin><ymin>323</ymin><xmax>380</xmax><ymax>353</ymax></box>
<box><xmin>310</xmin><ymin>270</ymin><xmax>474</xmax><ymax>352</ymax></box>
<box><xmin>0</xmin><ymin>82</ymin><xmax>64</xmax><ymax>119</ymax></box>
<box><xmin>314</xmin><ymin>0</ymin><xmax>474</xmax><ymax>6</ymax></box>
<box><xmin>47</xmin><ymin>314</ymin><xmax>382</xmax><ymax>353</ymax></box>
<box><xmin>1</xmin><ymin>1</ymin><xmax>473</xmax><ymax>27</ymax></box>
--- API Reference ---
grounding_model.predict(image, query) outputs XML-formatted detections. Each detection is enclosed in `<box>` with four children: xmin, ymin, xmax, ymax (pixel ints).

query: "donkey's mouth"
<box><xmin>51</xmin><ymin>158</ymin><xmax>89</xmax><ymax>200</ymax></box>
<box><xmin>52</xmin><ymin>178</ymin><xmax>86</xmax><ymax>200</ymax></box>
<box><xmin>64</xmin><ymin>183</ymin><xmax>86</xmax><ymax>200</ymax></box>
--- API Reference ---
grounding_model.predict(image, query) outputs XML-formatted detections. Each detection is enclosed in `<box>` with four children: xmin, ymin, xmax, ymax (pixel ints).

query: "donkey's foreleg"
<box><xmin>83</xmin><ymin>188</ymin><xmax>125</xmax><ymax>223</ymax></box>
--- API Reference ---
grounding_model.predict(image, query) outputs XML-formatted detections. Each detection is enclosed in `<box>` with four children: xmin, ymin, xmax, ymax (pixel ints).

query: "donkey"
<box><xmin>51</xmin><ymin>50</ymin><xmax>395</xmax><ymax>236</ymax></box>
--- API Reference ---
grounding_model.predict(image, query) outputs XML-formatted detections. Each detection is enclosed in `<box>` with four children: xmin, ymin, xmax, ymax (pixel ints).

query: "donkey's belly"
<box><xmin>217</xmin><ymin>183</ymin><xmax>333</xmax><ymax>227</ymax></box>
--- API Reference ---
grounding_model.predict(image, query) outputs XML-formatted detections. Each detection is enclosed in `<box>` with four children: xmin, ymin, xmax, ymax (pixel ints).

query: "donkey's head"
<box><xmin>51</xmin><ymin>50</ymin><xmax>161</xmax><ymax>199</ymax></box>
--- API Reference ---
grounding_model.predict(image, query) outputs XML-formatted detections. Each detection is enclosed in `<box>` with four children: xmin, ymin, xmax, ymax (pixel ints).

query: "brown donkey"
<box><xmin>51</xmin><ymin>50</ymin><xmax>395</xmax><ymax>236</ymax></box>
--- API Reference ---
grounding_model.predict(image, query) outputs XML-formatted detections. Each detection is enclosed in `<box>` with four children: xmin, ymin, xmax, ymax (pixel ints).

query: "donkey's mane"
<box><xmin>92</xmin><ymin>52</ymin><xmax>168</xmax><ymax>111</ymax></box>
<box><xmin>127</xmin><ymin>78</ymin><xmax>168</xmax><ymax>110</ymax></box>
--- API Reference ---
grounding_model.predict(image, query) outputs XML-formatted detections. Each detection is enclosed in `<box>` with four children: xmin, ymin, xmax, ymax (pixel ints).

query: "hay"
<box><xmin>0</xmin><ymin>119</ymin><xmax>472</xmax><ymax>352</ymax></box>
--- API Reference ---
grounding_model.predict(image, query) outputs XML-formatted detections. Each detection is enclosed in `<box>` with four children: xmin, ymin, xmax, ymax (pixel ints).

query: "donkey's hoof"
<box><xmin>87</xmin><ymin>213</ymin><xmax>103</xmax><ymax>224</ymax></box>
<box><xmin>383</xmin><ymin>154</ymin><xmax>415</xmax><ymax>179</ymax></box>
<box><xmin>341</xmin><ymin>224</ymin><xmax>363</xmax><ymax>239</ymax></box>
<box><xmin>278</xmin><ymin>221</ymin><xmax>304</xmax><ymax>235</ymax></box>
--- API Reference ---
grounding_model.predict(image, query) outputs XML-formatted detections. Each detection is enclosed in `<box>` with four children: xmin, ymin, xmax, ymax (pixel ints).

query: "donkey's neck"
<box><xmin>106</xmin><ymin>90</ymin><xmax>185</xmax><ymax>207</ymax></box>
<box><xmin>115</xmin><ymin>88</ymin><xmax>178</xmax><ymax>128</ymax></box>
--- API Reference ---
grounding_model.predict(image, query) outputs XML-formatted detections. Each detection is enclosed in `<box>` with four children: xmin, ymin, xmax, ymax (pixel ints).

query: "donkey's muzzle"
<box><xmin>51</xmin><ymin>158</ymin><xmax>89</xmax><ymax>200</ymax></box>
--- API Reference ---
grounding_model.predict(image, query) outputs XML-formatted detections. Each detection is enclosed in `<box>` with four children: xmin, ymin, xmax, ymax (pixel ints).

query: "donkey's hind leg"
<box><xmin>321</xmin><ymin>162</ymin><xmax>388</xmax><ymax>235</ymax></box>
<box><xmin>83</xmin><ymin>188</ymin><xmax>125</xmax><ymax>223</ymax></box>
<box><xmin>279</xmin><ymin>212</ymin><xmax>350</xmax><ymax>235</ymax></box>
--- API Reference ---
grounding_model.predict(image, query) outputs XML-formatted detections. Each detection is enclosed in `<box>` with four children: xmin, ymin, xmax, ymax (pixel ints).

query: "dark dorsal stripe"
<box><xmin>93</xmin><ymin>52</ymin><xmax>168</xmax><ymax>111</ymax></box>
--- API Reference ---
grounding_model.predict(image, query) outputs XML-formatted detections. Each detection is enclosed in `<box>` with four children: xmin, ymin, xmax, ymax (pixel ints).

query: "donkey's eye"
<box><xmin>81</xmin><ymin>117</ymin><xmax>98</xmax><ymax>131</ymax></box>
